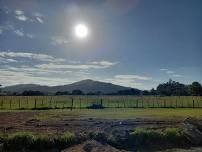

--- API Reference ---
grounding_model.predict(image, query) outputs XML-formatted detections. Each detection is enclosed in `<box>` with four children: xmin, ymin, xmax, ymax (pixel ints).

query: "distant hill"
<box><xmin>2</xmin><ymin>79</ymin><xmax>136</xmax><ymax>94</ymax></box>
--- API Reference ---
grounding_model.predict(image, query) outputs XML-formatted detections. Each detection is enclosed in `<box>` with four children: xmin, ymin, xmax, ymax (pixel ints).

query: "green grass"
<box><xmin>32</xmin><ymin>108</ymin><xmax>202</xmax><ymax>121</ymax></box>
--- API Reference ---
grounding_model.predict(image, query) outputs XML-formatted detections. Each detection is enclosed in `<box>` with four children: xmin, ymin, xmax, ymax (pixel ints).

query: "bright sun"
<box><xmin>75</xmin><ymin>24</ymin><xmax>88</xmax><ymax>38</ymax></box>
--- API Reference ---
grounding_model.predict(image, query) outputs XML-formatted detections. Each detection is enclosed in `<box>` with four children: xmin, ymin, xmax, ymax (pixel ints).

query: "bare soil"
<box><xmin>1</xmin><ymin>111</ymin><xmax>202</xmax><ymax>152</ymax></box>
<box><xmin>0</xmin><ymin>111</ymin><xmax>181</xmax><ymax>135</ymax></box>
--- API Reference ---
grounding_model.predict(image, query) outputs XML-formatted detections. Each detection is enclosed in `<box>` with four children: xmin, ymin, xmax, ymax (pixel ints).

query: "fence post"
<box><xmin>100</xmin><ymin>98</ymin><xmax>103</xmax><ymax>107</ymax></box>
<box><xmin>26</xmin><ymin>97</ymin><xmax>29</xmax><ymax>109</ymax></box>
<box><xmin>10</xmin><ymin>99</ymin><xmax>12</xmax><ymax>109</ymax></box>
<box><xmin>79</xmin><ymin>98</ymin><xmax>81</xmax><ymax>109</ymax></box>
<box><xmin>18</xmin><ymin>99</ymin><xmax>21</xmax><ymax>109</ymax></box>
<box><xmin>175</xmin><ymin>99</ymin><xmax>177</xmax><ymax>108</ymax></box>
<box><xmin>193</xmin><ymin>100</ymin><xmax>195</xmax><ymax>108</ymax></box>
<box><xmin>71</xmin><ymin>98</ymin><xmax>74</xmax><ymax>111</ymax></box>
<box><xmin>49</xmin><ymin>96</ymin><xmax>52</xmax><ymax>108</ymax></box>
<box><xmin>34</xmin><ymin>99</ymin><xmax>37</xmax><ymax>109</ymax></box>
<box><xmin>164</xmin><ymin>99</ymin><xmax>166</xmax><ymax>108</ymax></box>
<box><xmin>0</xmin><ymin>99</ymin><xmax>2</xmax><ymax>109</ymax></box>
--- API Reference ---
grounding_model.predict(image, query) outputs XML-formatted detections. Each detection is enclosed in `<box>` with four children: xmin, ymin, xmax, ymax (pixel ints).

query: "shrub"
<box><xmin>33</xmin><ymin>135</ymin><xmax>55</xmax><ymax>149</ymax></box>
<box><xmin>2</xmin><ymin>131</ymin><xmax>77</xmax><ymax>150</ymax></box>
<box><xmin>54</xmin><ymin>132</ymin><xmax>76</xmax><ymax>148</ymax></box>
<box><xmin>164</xmin><ymin>128</ymin><xmax>184</xmax><ymax>142</ymax></box>
<box><xmin>6</xmin><ymin>132</ymin><xmax>36</xmax><ymax>150</ymax></box>
<box><xmin>128</xmin><ymin>128</ymin><xmax>163</xmax><ymax>148</ymax></box>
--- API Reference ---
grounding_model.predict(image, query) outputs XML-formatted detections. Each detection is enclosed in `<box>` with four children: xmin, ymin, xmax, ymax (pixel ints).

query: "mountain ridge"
<box><xmin>2</xmin><ymin>79</ymin><xmax>137</xmax><ymax>94</ymax></box>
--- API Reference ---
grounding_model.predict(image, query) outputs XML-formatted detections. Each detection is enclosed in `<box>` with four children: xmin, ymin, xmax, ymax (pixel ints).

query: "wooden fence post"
<box><xmin>100</xmin><ymin>98</ymin><xmax>103</xmax><ymax>107</ymax></box>
<box><xmin>79</xmin><ymin>98</ymin><xmax>81</xmax><ymax>109</ymax></box>
<box><xmin>10</xmin><ymin>99</ymin><xmax>12</xmax><ymax>109</ymax></box>
<box><xmin>18</xmin><ymin>99</ymin><xmax>21</xmax><ymax>109</ymax></box>
<box><xmin>164</xmin><ymin>99</ymin><xmax>166</xmax><ymax>108</ymax></box>
<box><xmin>34</xmin><ymin>99</ymin><xmax>37</xmax><ymax>109</ymax></box>
<box><xmin>193</xmin><ymin>100</ymin><xmax>195</xmax><ymax>108</ymax></box>
<box><xmin>71</xmin><ymin>98</ymin><xmax>74</xmax><ymax>111</ymax></box>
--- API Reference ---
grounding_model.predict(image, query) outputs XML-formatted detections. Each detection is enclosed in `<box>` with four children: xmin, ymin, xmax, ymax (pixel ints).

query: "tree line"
<box><xmin>0</xmin><ymin>79</ymin><xmax>202</xmax><ymax>96</ymax></box>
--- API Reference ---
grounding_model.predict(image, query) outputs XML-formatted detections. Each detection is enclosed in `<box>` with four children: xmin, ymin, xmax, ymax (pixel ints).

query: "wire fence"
<box><xmin>0</xmin><ymin>96</ymin><xmax>202</xmax><ymax>110</ymax></box>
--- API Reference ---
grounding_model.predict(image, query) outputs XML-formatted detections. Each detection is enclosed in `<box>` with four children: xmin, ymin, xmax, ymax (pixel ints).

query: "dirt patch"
<box><xmin>0</xmin><ymin>111</ymin><xmax>181</xmax><ymax>135</ymax></box>
<box><xmin>62</xmin><ymin>140</ymin><xmax>126</xmax><ymax>152</ymax></box>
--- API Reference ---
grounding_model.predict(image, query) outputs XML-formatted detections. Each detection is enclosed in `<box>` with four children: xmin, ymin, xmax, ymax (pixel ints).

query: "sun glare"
<box><xmin>74</xmin><ymin>24</ymin><xmax>88</xmax><ymax>38</ymax></box>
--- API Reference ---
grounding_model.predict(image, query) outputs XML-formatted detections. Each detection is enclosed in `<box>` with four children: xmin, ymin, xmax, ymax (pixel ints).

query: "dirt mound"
<box><xmin>62</xmin><ymin>140</ymin><xmax>127</xmax><ymax>152</ymax></box>
<box><xmin>182</xmin><ymin>117</ymin><xmax>202</xmax><ymax>145</ymax></box>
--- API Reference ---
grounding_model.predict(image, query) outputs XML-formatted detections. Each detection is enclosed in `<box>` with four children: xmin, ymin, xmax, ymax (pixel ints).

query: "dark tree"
<box><xmin>157</xmin><ymin>79</ymin><xmax>189</xmax><ymax>96</ymax></box>
<box><xmin>117</xmin><ymin>89</ymin><xmax>141</xmax><ymax>95</ymax></box>
<box><xmin>72</xmin><ymin>89</ymin><xmax>84</xmax><ymax>95</ymax></box>
<box><xmin>150</xmin><ymin>88</ymin><xmax>157</xmax><ymax>95</ymax></box>
<box><xmin>142</xmin><ymin>90</ymin><xmax>150</xmax><ymax>95</ymax></box>
<box><xmin>55</xmin><ymin>91</ymin><xmax>70</xmax><ymax>95</ymax></box>
<box><xmin>21</xmin><ymin>90</ymin><xmax>44</xmax><ymax>96</ymax></box>
<box><xmin>189</xmin><ymin>82</ymin><xmax>202</xmax><ymax>96</ymax></box>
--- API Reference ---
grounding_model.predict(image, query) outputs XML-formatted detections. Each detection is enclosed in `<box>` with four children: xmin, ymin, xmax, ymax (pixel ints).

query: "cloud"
<box><xmin>0</xmin><ymin>69</ymin><xmax>73</xmax><ymax>86</ymax></box>
<box><xmin>36</xmin><ymin>17</ymin><xmax>44</xmax><ymax>24</ymax></box>
<box><xmin>102</xmin><ymin>74</ymin><xmax>153</xmax><ymax>89</ymax></box>
<box><xmin>26</xmin><ymin>33</ymin><xmax>35</xmax><ymax>39</ymax></box>
<box><xmin>0</xmin><ymin>29</ymin><xmax>3</xmax><ymax>34</ymax></box>
<box><xmin>0</xmin><ymin>51</ymin><xmax>65</xmax><ymax>63</ymax></box>
<box><xmin>33</xmin><ymin>12</ymin><xmax>44</xmax><ymax>24</ymax></box>
<box><xmin>0</xmin><ymin>50</ymin><xmax>118</xmax><ymax>87</ymax></box>
<box><xmin>160</xmin><ymin>68</ymin><xmax>168</xmax><ymax>71</ymax></box>
<box><xmin>0</xmin><ymin>57</ymin><xmax>18</xmax><ymax>63</ymax></box>
<box><xmin>160</xmin><ymin>68</ymin><xmax>183</xmax><ymax>78</ymax></box>
<box><xmin>90</xmin><ymin>61</ymin><xmax>118</xmax><ymax>67</ymax></box>
<box><xmin>15</xmin><ymin>10</ymin><xmax>28</xmax><ymax>21</ymax></box>
<box><xmin>166</xmin><ymin>70</ymin><xmax>174</xmax><ymax>74</ymax></box>
<box><xmin>104</xmin><ymin>78</ymin><xmax>143</xmax><ymax>89</ymax></box>
<box><xmin>14</xmin><ymin>29</ymin><xmax>24</xmax><ymax>36</ymax></box>
<box><xmin>36</xmin><ymin>60</ymin><xmax>117</xmax><ymax>70</ymax></box>
<box><xmin>50</xmin><ymin>36</ymin><xmax>69</xmax><ymax>46</ymax></box>
<box><xmin>115</xmin><ymin>74</ymin><xmax>152</xmax><ymax>80</ymax></box>
<box><xmin>172</xmin><ymin>74</ymin><xmax>182</xmax><ymax>77</ymax></box>
<box><xmin>15</xmin><ymin>10</ymin><xmax>23</xmax><ymax>15</ymax></box>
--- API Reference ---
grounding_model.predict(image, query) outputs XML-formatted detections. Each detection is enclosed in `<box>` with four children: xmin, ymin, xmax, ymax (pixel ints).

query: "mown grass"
<box><xmin>0</xmin><ymin>131</ymin><xmax>77</xmax><ymax>151</ymax></box>
<box><xmin>31</xmin><ymin>108</ymin><xmax>202</xmax><ymax>121</ymax></box>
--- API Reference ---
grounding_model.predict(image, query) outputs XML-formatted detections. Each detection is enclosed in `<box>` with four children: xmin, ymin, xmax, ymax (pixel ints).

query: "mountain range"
<box><xmin>2</xmin><ymin>79</ymin><xmax>135</xmax><ymax>94</ymax></box>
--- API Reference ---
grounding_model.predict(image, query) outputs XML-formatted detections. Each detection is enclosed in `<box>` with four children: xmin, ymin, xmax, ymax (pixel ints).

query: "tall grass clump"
<box><xmin>54</xmin><ymin>131</ymin><xmax>76</xmax><ymax>148</ymax></box>
<box><xmin>33</xmin><ymin>135</ymin><xmax>55</xmax><ymax>149</ymax></box>
<box><xmin>2</xmin><ymin>131</ymin><xmax>77</xmax><ymax>150</ymax></box>
<box><xmin>164</xmin><ymin>128</ymin><xmax>184</xmax><ymax>142</ymax></box>
<box><xmin>127</xmin><ymin>127</ymin><xmax>185</xmax><ymax>150</ymax></box>
<box><xmin>6</xmin><ymin>132</ymin><xmax>35</xmax><ymax>150</ymax></box>
<box><xmin>128</xmin><ymin>128</ymin><xmax>163</xmax><ymax>148</ymax></box>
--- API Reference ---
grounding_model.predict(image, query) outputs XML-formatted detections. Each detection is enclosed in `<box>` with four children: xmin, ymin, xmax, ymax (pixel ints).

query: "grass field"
<box><xmin>0</xmin><ymin>96</ymin><xmax>202</xmax><ymax>110</ymax></box>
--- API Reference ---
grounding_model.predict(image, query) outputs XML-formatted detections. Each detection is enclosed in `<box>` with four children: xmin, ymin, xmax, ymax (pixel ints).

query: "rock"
<box><xmin>184</xmin><ymin>117</ymin><xmax>202</xmax><ymax>131</ymax></box>
<box><xmin>182</xmin><ymin>117</ymin><xmax>202</xmax><ymax>145</ymax></box>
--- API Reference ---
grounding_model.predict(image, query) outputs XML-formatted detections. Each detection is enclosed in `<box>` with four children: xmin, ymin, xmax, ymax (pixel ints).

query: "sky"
<box><xmin>0</xmin><ymin>0</ymin><xmax>202</xmax><ymax>90</ymax></box>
